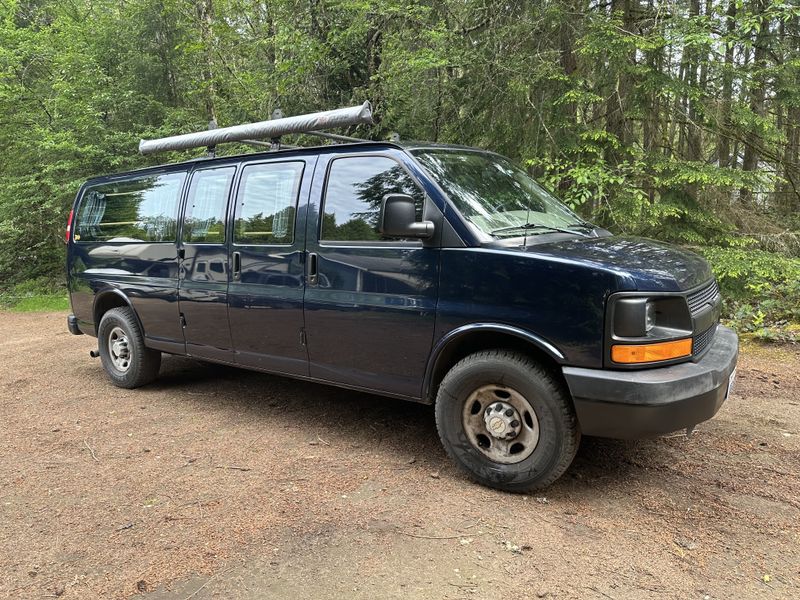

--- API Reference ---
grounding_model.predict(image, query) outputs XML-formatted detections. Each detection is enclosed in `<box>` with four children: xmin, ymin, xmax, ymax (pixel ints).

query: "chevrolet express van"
<box><xmin>66</xmin><ymin>139</ymin><xmax>738</xmax><ymax>491</ymax></box>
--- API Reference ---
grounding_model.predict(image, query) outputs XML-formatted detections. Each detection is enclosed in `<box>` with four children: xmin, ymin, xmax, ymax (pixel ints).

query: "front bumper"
<box><xmin>563</xmin><ymin>325</ymin><xmax>738</xmax><ymax>438</ymax></box>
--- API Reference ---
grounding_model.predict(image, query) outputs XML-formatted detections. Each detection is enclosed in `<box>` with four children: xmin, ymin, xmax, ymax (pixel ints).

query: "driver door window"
<box><xmin>321</xmin><ymin>156</ymin><xmax>424</xmax><ymax>242</ymax></box>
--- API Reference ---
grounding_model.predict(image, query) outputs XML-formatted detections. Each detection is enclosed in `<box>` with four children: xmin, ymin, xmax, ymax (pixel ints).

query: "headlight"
<box><xmin>645</xmin><ymin>301</ymin><xmax>656</xmax><ymax>332</ymax></box>
<box><xmin>607</xmin><ymin>295</ymin><xmax>694</xmax><ymax>366</ymax></box>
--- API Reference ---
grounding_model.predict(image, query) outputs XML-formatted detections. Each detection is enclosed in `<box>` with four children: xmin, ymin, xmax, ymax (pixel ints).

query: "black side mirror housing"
<box><xmin>379</xmin><ymin>194</ymin><xmax>435</xmax><ymax>239</ymax></box>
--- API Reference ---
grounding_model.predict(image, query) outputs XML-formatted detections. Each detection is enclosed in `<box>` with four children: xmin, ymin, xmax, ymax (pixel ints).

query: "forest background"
<box><xmin>1</xmin><ymin>0</ymin><xmax>799</xmax><ymax>339</ymax></box>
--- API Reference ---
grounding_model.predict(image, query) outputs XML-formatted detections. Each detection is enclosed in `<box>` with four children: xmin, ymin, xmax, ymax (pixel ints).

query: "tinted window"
<box><xmin>75</xmin><ymin>172</ymin><xmax>185</xmax><ymax>242</ymax></box>
<box><xmin>183</xmin><ymin>167</ymin><xmax>235</xmax><ymax>243</ymax></box>
<box><xmin>321</xmin><ymin>156</ymin><xmax>424</xmax><ymax>241</ymax></box>
<box><xmin>234</xmin><ymin>162</ymin><xmax>304</xmax><ymax>244</ymax></box>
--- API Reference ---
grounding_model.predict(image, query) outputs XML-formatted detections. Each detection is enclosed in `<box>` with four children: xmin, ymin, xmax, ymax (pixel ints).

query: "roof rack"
<box><xmin>138</xmin><ymin>102</ymin><xmax>374</xmax><ymax>155</ymax></box>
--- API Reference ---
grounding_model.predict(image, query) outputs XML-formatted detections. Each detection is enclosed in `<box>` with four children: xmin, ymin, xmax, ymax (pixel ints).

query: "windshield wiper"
<box><xmin>566</xmin><ymin>221</ymin><xmax>596</xmax><ymax>231</ymax></box>
<box><xmin>490</xmin><ymin>223</ymin><xmax>590</xmax><ymax>238</ymax></box>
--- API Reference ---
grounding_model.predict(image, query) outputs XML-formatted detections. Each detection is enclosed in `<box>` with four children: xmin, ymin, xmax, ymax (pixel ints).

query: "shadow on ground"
<box><xmin>153</xmin><ymin>355</ymin><xmax>651</xmax><ymax>492</ymax></box>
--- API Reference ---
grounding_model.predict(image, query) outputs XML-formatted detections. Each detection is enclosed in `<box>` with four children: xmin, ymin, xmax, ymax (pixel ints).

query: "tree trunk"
<box><xmin>196</xmin><ymin>0</ymin><xmax>217</xmax><ymax>122</ymax></box>
<box><xmin>717</xmin><ymin>0</ymin><xmax>737</xmax><ymax>168</ymax></box>
<box><xmin>685</xmin><ymin>0</ymin><xmax>702</xmax><ymax>167</ymax></box>
<box><xmin>605</xmin><ymin>0</ymin><xmax>635</xmax><ymax>164</ymax></box>
<box><xmin>778</xmin><ymin>16</ymin><xmax>800</xmax><ymax>214</ymax></box>
<box><xmin>559</xmin><ymin>10</ymin><xmax>578</xmax><ymax>125</ymax></box>
<box><xmin>740</xmin><ymin>0</ymin><xmax>769</xmax><ymax>207</ymax></box>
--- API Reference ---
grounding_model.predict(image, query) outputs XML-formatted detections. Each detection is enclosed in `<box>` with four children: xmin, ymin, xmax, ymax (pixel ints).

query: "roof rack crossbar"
<box><xmin>240</xmin><ymin>139</ymin><xmax>298</xmax><ymax>150</ymax></box>
<box><xmin>138</xmin><ymin>102</ymin><xmax>373</xmax><ymax>155</ymax></box>
<box><xmin>304</xmin><ymin>131</ymin><xmax>367</xmax><ymax>144</ymax></box>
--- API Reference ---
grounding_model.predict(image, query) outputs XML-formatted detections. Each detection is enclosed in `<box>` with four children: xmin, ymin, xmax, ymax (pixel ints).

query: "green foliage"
<box><xmin>0</xmin><ymin>0</ymin><xmax>798</xmax><ymax>338</ymax></box>
<box><xmin>6</xmin><ymin>295</ymin><xmax>70</xmax><ymax>312</ymax></box>
<box><xmin>0</xmin><ymin>277</ymin><xmax>69</xmax><ymax>311</ymax></box>
<box><xmin>699</xmin><ymin>247</ymin><xmax>800</xmax><ymax>338</ymax></box>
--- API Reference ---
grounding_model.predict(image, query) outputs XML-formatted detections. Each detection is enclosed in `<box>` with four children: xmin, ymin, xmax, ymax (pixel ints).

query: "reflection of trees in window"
<box><xmin>76</xmin><ymin>173</ymin><xmax>184</xmax><ymax>242</ymax></box>
<box><xmin>184</xmin><ymin>214</ymin><xmax>224</xmax><ymax>242</ymax></box>
<box><xmin>238</xmin><ymin>206</ymin><xmax>296</xmax><ymax>244</ymax></box>
<box><xmin>322</xmin><ymin>159</ymin><xmax>424</xmax><ymax>241</ymax></box>
<box><xmin>235</xmin><ymin>163</ymin><xmax>302</xmax><ymax>245</ymax></box>
<box><xmin>322</xmin><ymin>212</ymin><xmax>379</xmax><ymax>241</ymax></box>
<box><xmin>183</xmin><ymin>169</ymin><xmax>233</xmax><ymax>243</ymax></box>
<box><xmin>415</xmin><ymin>152</ymin><xmax>547</xmax><ymax>218</ymax></box>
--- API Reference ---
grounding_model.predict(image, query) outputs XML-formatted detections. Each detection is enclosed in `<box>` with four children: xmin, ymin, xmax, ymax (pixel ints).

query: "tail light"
<box><xmin>66</xmin><ymin>209</ymin><xmax>74</xmax><ymax>243</ymax></box>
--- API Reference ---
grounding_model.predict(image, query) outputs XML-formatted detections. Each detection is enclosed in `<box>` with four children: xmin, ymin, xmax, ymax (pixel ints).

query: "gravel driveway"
<box><xmin>1</xmin><ymin>311</ymin><xmax>798</xmax><ymax>599</ymax></box>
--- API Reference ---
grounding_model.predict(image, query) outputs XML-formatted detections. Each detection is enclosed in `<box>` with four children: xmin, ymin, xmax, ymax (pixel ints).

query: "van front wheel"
<box><xmin>435</xmin><ymin>350</ymin><xmax>580</xmax><ymax>492</ymax></box>
<box><xmin>97</xmin><ymin>307</ymin><xmax>161</xmax><ymax>388</ymax></box>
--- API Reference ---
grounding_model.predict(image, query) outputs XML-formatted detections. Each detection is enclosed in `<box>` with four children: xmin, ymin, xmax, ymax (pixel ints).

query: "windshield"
<box><xmin>411</xmin><ymin>149</ymin><xmax>589</xmax><ymax>239</ymax></box>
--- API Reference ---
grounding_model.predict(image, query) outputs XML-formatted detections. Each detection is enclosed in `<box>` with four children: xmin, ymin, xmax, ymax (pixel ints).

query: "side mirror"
<box><xmin>379</xmin><ymin>194</ymin><xmax>434</xmax><ymax>239</ymax></box>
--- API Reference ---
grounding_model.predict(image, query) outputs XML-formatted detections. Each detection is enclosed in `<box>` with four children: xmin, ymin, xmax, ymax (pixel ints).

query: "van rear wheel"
<box><xmin>97</xmin><ymin>307</ymin><xmax>161</xmax><ymax>388</ymax></box>
<box><xmin>435</xmin><ymin>350</ymin><xmax>580</xmax><ymax>492</ymax></box>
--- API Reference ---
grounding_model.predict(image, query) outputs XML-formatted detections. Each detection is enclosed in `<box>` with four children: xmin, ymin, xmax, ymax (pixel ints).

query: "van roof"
<box><xmin>82</xmin><ymin>140</ymin><xmax>487</xmax><ymax>185</ymax></box>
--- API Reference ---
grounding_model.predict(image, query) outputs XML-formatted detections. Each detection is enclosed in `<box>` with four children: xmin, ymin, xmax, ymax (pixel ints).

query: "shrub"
<box><xmin>699</xmin><ymin>246</ymin><xmax>800</xmax><ymax>341</ymax></box>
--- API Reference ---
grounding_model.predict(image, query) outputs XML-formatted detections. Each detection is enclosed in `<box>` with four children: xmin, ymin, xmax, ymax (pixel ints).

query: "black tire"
<box><xmin>435</xmin><ymin>350</ymin><xmax>580</xmax><ymax>492</ymax></box>
<box><xmin>97</xmin><ymin>307</ymin><xmax>161</xmax><ymax>389</ymax></box>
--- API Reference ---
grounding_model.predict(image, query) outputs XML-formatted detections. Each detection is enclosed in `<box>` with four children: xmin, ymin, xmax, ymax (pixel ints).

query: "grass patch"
<box><xmin>6</xmin><ymin>294</ymin><xmax>70</xmax><ymax>312</ymax></box>
<box><xmin>0</xmin><ymin>278</ymin><xmax>70</xmax><ymax>312</ymax></box>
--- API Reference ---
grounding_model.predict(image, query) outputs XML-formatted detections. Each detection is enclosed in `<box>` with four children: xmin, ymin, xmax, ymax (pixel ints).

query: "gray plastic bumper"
<box><xmin>67</xmin><ymin>314</ymin><xmax>83</xmax><ymax>336</ymax></box>
<box><xmin>563</xmin><ymin>325</ymin><xmax>738</xmax><ymax>439</ymax></box>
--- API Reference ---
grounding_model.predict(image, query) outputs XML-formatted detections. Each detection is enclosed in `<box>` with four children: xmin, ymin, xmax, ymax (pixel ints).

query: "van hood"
<box><xmin>506</xmin><ymin>235</ymin><xmax>713</xmax><ymax>292</ymax></box>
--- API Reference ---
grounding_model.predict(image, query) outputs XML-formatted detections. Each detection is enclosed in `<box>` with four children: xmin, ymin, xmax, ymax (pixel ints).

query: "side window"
<box><xmin>75</xmin><ymin>172</ymin><xmax>185</xmax><ymax>242</ymax></box>
<box><xmin>182</xmin><ymin>167</ymin><xmax>235</xmax><ymax>243</ymax></box>
<box><xmin>321</xmin><ymin>156</ymin><xmax>425</xmax><ymax>242</ymax></box>
<box><xmin>234</xmin><ymin>162</ymin><xmax>304</xmax><ymax>244</ymax></box>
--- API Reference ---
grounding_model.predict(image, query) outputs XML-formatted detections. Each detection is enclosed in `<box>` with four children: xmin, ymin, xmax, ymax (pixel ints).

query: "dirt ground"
<box><xmin>1</xmin><ymin>311</ymin><xmax>798</xmax><ymax>600</ymax></box>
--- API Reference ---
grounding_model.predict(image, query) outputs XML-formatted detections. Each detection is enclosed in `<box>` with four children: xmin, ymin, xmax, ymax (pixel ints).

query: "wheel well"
<box><xmin>93</xmin><ymin>293</ymin><xmax>131</xmax><ymax>330</ymax></box>
<box><xmin>426</xmin><ymin>331</ymin><xmax>564</xmax><ymax>403</ymax></box>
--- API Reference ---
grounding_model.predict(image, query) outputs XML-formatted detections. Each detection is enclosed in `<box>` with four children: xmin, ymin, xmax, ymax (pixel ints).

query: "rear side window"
<box><xmin>234</xmin><ymin>162</ymin><xmax>304</xmax><ymax>245</ymax></box>
<box><xmin>75</xmin><ymin>172</ymin><xmax>185</xmax><ymax>242</ymax></box>
<box><xmin>321</xmin><ymin>156</ymin><xmax>424</xmax><ymax>242</ymax></box>
<box><xmin>182</xmin><ymin>167</ymin><xmax>235</xmax><ymax>243</ymax></box>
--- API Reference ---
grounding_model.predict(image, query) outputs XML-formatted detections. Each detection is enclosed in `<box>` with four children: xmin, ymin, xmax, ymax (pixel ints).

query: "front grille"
<box><xmin>693</xmin><ymin>323</ymin><xmax>717</xmax><ymax>355</ymax></box>
<box><xmin>687</xmin><ymin>279</ymin><xmax>720</xmax><ymax>316</ymax></box>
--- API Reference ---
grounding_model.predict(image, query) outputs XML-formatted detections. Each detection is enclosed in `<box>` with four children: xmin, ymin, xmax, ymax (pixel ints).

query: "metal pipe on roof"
<box><xmin>304</xmin><ymin>131</ymin><xmax>367</xmax><ymax>143</ymax></box>
<box><xmin>138</xmin><ymin>102</ymin><xmax>373</xmax><ymax>155</ymax></box>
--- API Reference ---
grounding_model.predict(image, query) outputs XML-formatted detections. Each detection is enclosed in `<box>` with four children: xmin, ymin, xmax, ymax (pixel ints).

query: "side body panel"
<box><xmin>303</xmin><ymin>148</ymin><xmax>441</xmax><ymax>398</ymax></box>
<box><xmin>435</xmin><ymin>248</ymin><xmax>633</xmax><ymax>370</ymax></box>
<box><xmin>179</xmin><ymin>242</ymin><xmax>233</xmax><ymax>360</ymax></box>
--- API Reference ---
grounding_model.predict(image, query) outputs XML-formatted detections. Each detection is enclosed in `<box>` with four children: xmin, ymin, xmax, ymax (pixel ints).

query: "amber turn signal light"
<box><xmin>611</xmin><ymin>338</ymin><xmax>692</xmax><ymax>364</ymax></box>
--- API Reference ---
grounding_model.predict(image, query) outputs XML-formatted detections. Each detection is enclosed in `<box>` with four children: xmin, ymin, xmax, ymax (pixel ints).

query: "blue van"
<box><xmin>66</xmin><ymin>136</ymin><xmax>738</xmax><ymax>491</ymax></box>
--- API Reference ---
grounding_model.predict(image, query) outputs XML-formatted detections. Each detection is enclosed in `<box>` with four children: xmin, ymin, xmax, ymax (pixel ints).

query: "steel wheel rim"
<box><xmin>108</xmin><ymin>326</ymin><xmax>131</xmax><ymax>372</ymax></box>
<box><xmin>462</xmin><ymin>384</ymin><xmax>540</xmax><ymax>464</ymax></box>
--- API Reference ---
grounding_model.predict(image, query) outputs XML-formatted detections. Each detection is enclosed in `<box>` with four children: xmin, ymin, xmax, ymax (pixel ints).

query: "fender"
<box><xmin>422</xmin><ymin>323</ymin><xmax>565</xmax><ymax>402</ymax></box>
<box><xmin>92</xmin><ymin>287</ymin><xmax>145</xmax><ymax>337</ymax></box>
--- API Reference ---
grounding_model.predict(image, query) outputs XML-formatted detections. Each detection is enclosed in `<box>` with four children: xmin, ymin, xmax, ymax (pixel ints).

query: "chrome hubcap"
<box><xmin>484</xmin><ymin>401</ymin><xmax>522</xmax><ymax>439</ymax></box>
<box><xmin>108</xmin><ymin>326</ymin><xmax>131</xmax><ymax>372</ymax></box>
<box><xmin>462</xmin><ymin>385</ymin><xmax>540</xmax><ymax>464</ymax></box>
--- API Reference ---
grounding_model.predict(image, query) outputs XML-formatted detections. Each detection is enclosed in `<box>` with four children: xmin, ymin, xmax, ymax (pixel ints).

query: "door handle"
<box><xmin>307</xmin><ymin>252</ymin><xmax>318</xmax><ymax>286</ymax></box>
<box><xmin>232</xmin><ymin>251</ymin><xmax>241</xmax><ymax>281</ymax></box>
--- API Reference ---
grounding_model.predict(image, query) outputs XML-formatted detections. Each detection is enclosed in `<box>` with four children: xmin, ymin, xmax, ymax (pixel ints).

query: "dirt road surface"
<box><xmin>1</xmin><ymin>311</ymin><xmax>799</xmax><ymax>599</ymax></box>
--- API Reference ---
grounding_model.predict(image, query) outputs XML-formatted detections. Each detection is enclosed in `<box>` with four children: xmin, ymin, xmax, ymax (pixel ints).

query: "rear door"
<box><xmin>70</xmin><ymin>169</ymin><xmax>187</xmax><ymax>350</ymax></box>
<box><xmin>303</xmin><ymin>150</ymin><xmax>440</xmax><ymax>398</ymax></box>
<box><xmin>227</xmin><ymin>157</ymin><xmax>315</xmax><ymax>375</ymax></box>
<box><xmin>177</xmin><ymin>164</ymin><xmax>237</xmax><ymax>362</ymax></box>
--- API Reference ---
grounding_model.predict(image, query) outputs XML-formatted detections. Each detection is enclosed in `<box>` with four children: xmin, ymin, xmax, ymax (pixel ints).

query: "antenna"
<box><xmin>139</xmin><ymin>102</ymin><xmax>374</xmax><ymax>155</ymax></box>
